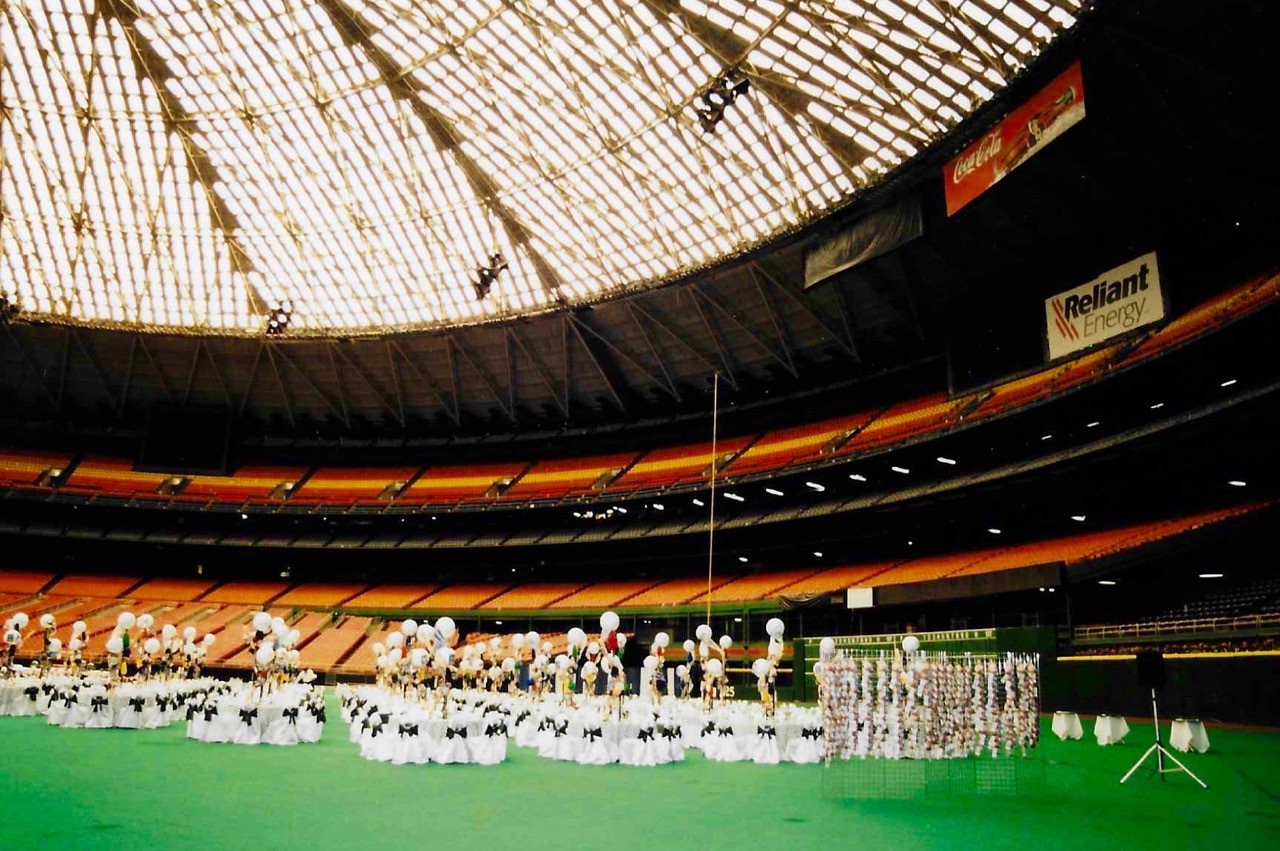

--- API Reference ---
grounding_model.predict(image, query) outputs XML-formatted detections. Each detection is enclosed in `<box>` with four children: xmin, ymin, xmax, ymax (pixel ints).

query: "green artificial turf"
<box><xmin>1</xmin><ymin>694</ymin><xmax>1277</xmax><ymax>850</ymax></box>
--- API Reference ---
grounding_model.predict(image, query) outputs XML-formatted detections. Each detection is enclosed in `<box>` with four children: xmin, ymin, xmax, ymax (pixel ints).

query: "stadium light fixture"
<box><xmin>652</xmin><ymin>503</ymin><xmax>664</xmax><ymax>511</ymax></box>
<box><xmin>1227</xmin><ymin>480</ymin><xmax>1246</xmax><ymax>487</ymax></box>
<box><xmin>1220</xmin><ymin>379</ymin><xmax>1237</xmax><ymax>387</ymax></box>
<box><xmin>1098</xmin><ymin>580</ymin><xmax>1117</xmax><ymax>586</ymax></box>
<box><xmin>849</xmin><ymin>474</ymin><xmax>867</xmax><ymax>482</ymax></box>
<box><xmin>891</xmin><ymin>466</ymin><xmax>910</xmax><ymax>475</ymax></box>
<box><xmin>693</xmin><ymin>499</ymin><xmax>705</xmax><ymax>507</ymax></box>
<box><xmin>1071</xmin><ymin>515</ymin><xmax>1087</xmax><ymax>522</ymax></box>
<box><xmin>1198</xmin><ymin>573</ymin><xmax>1224</xmax><ymax>579</ymax></box>
<box><xmin>765</xmin><ymin>488</ymin><xmax>784</xmax><ymax>496</ymax></box>
<box><xmin>1085</xmin><ymin>421</ymin><xmax>1100</xmax><ymax>428</ymax></box>
<box><xmin>1150</xmin><ymin>402</ymin><xmax>1165</xmax><ymax>410</ymax></box>
<box><xmin>813</xmin><ymin>551</ymin><xmax>823</xmax><ymax>558</ymax></box>
<box><xmin>936</xmin><ymin>457</ymin><xmax>956</xmax><ymax>465</ymax></box>
<box><xmin>987</xmin><ymin>528</ymin><xmax>1002</xmax><ymax>535</ymax></box>
<box><xmin>805</xmin><ymin>481</ymin><xmax>825</xmax><ymax>492</ymax></box>
<box><xmin>724</xmin><ymin>493</ymin><xmax>745</xmax><ymax>502</ymax></box>
<box><xmin>738</xmin><ymin>556</ymin><xmax>749</xmax><ymax>563</ymax></box>
<box><xmin>1041</xmin><ymin>434</ymin><xmax>1053</xmax><ymax>441</ymax></box>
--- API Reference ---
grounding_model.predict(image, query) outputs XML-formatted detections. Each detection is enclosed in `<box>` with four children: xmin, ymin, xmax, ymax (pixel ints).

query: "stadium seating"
<box><xmin>723</xmin><ymin>412</ymin><xmax>875</xmax><ymax>476</ymax></box>
<box><xmin>292</xmin><ymin>467</ymin><xmax>420</xmax><ymax>504</ymax></box>
<box><xmin>416</xmin><ymin>584</ymin><xmax>508</xmax><ymax>609</ymax></box>
<box><xmin>503</xmin><ymin>453</ymin><xmax>641</xmax><ymax>500</ymax></box>
<box><xmin>45</xmin><ymin>575</ymin><xmax>140</xmax><ymax>598</ymax></box>
<box><xmin>61</xmin><ymin>457</ymin><xmax>172</xmax><ymax>500</ymax></box>
<box><xmin>839</xmin><ymin>393</ymin><xmax>971</xmax><ymax>454</ymax></box>
<box><xmin>688</xmin><ymin>569</ymin><xmax>826</xmax><ymax>604</ymax></box>
<box><xmin>401</xmin><ymin>462</ymin><xmax>527</xmax><ymax>504</ymax></box>
<box><xmin>0</xmin><ymin>450</ymin><xmax>72</xmax><ymax>489</ymax></box>
<box><xmin>130</xmin><ymin>578</ymin><xmax>217</xmax><ymax>601</ymax></box>
<box><xmin>272</xmin><ymin>584</ymin><xmax>367</xmax><ymax>608</ymax></box>
<box><xmin>343</xmin><ymin>585</ymin><xmax>438</xmax><ymax>609</ymax></box>
<box><xmin>0</xmin><ymin>570</ymin><xmax>54</xmax><ymax>594</ymax></box>
<box><xmin>613</xmin><ymin>436</ymin><xmax>752</xmax><ymax>491</ymax></box>
<box><xmin>181</xmin><ymin>465</ymin><xmax>308</xmax><ymax>504</ymax></box>
<box><xmin>623</xmin><ymin>576</ymin><xmax>739</xmax><ymax>608</ymax></box>
<box><xmin>482</xmin><ymin>583</ymin><xmax>589</xmax><ymax>609</ymax></box>
<box><xmin>549</xmin><ymin>580</ymin><xmax>664</xmax><ymax>609</ymax></box>
<box><xmin>200</xmin><ymin>582</ymin><xmax>290</xmax><ymax>605</ymax></box>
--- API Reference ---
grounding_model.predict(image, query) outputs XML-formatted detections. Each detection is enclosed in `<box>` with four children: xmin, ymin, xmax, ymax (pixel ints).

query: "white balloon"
<box><xmin>902</xmin><ymin>635</ymin><xmax>920</xmax><ymax>653</ymax></box>
<box><xmin>401</xmin><ymin>619</ymin><xmax>418</xmax><ymax>636</ymax></box>
<box><xmin>541</xmin><ymin>641</ymin><xmax>552</xmax><ymax>655</ymax></box>
<box><xmin>586</xmin><ymin>641</ymin><xmax>599</xmax><ymax>655</ymax></box>
<box><xmin>435</xmin><ymin>616</ymin><xmax>456</xmax><ymax>639</ymax></box>
<box><xmin>288</xmin><ymin>649</ymin><xmax>301</xmax><ymax>664</ymax></box>
<box><xmin>434</xmin><ymin>648</ymin><xmax>453</xmax><ymax>667</ymax></box>
<box><xmin>567</xmin><ymin>627</ymin><xmax>586</xmax><ymax>647</ymax></box>
<box><xmin>525</xmin><ymin>631</ymin><xmax>540</xmax><ymax>648</ymax></box>
<box><xmin>555</xmin><ymin>655</ymin><xmax>570</xmax><ymax>671</ymax></box>
<box><xmin>812</xmin><ymin>661</ymin><xmax>825</xmax><ymax>677</ymax></box>
<box><xmin>372</xmin><ymin>642</ymin><xmax>385</xmax><ymax>656</ymax></box>
<box><xmin>705</xmin><ymin>658</ymin><xmax>723</xmax><ymax>677</ymax></box>
<box><xmin>642</xmin><ymin>655</ymin><xmax>657</xmax><ymax>670</ymax></box>
<box><xmin>143</xmin><ymin>637</ymin><xmax>161</xmax><ymax>655</ymax></box>
<box><xmin>73</xmin><ymin>620</ymin><xmax>87</xmax><ymax>635</ymax></box>
<box><xmin>600</xmin><ymin>611</ymin><xmax>620</xmax><ymax>632</ymax></box>
<box><xmin>388</xmin><ymin>647</ymin><xmax>402</xmax><ymax>664</ymax></box>
<box><xmin>676</xmin><ymin>664</ymin><xmax>688</xmax><ymax>677</ymax></box>
<box><xmin>510</xmin><ymin>633</ymin><xmax>525</xmax><ymax>649</ymax></box>
<box><xmin>581</xmin><ymin>661</ymin><xmax>597</xmax><ymax>677</ymax></box>
<box><xmin>766</xmin><ymin>617</ymin><xmax>785</xmax><ymax>638</ymax></box>
<box><xmin>183</xmin><ymin>626</ymin><xmax>197</xmax><ymax>642</ymax></box>
<box><xmin>719</xmin><ymin>634</ymin><xmax>733</xmax><ymax>650</ymax></box>
<box><xmin>288</xmin><ymin>629</ymin><xmax>301</xmax><ymax>647</ymax></box>
<box><xmin>501</xmin><ymin>657</ymin><xmax>516</xmax><ymax>672</ymax></box>
<box><xmin>39</xmin><ymin>613</ymin><xmax>55</xmax><ymax>629</ymax></box>
<box><xmin>489</xmin><ymin>636</ymin><xmax>502</xmax><ymax>650</ymax></box>
<box><xmin>695</xmin><ymin>624</ymin><xmax>712</xmax><ymax>642</ymax></box>
<box><xmin>751</xmin><ymin>658</ymin><xmax>769</xmax><ymax>678</ymax></box>
<box><xmin>255</xmin><ymin>644</ymin><xmax>275</xmax><ymax>665</ymax></box>
<box><xmin>203</xmin><ymin>633</ymin><xmax>216</xmax><ymax>646</ymax></box>
<box><xmin>161</xmin><ymin>624</ymin><xmax>177</xmax><ymax>640</ymax></box>
<box><xmin>819</xmin><ymin>637</ymin><xmax>836</xmax><ymax>658</ymax></box>
<box><xmin>68</xmin><ymin>638</ymin><xmax>83</xmax><ymax>652</ymax></box>
<box><xmin>683</xmin><ymin>639</ymin><xmax>696</xmax><ymax>653</ymax></box>
<box><xmin>654</xmin><ymin>632</ymin><xmax>670</xmax><ymax>648</ymax></box>
<box><xmin>416</xmin><ymin>624</ymin><xmax>433</xmax><ymax>642</ymax></box>
<box><xmin>616</xmin><ymin>632</ymin><xmax>627</xmax><ymax>647</ymax></box>
<box><xmin>251</xmin><ymin>612</ymin><xmax>272</xmax><ymax>633</ymax></box>
<box><xmin>387</xmin><ymin>631</ymin><xmax>404</xmax><ymax>648</ymax></box>
<box><xmin>271</xmin><ymin>618</ymin><xmax>288</xmax><ymax>638</ymax></box>
<box><xmin>137</xmin><ymin>614</ymin><xmax>154</xmax><ymax>631</ymax></box>
<box><xmin>2</xmin><ymin>629</ymin><xmax>18</xmax><ymax>646</ymax></box>
<box><xmin>115</xmin><ymin>612</ymin><xmax>134</xmax><ymax>630</ymax></box>
<box><xmin>105</xmin><ymin>635</ymin><xmax>123</xmax><ymax>654</ymax></box>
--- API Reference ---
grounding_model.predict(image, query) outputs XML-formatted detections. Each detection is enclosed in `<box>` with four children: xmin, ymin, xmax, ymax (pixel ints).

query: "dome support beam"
<box><xmin>637</xmin><ymin>0</ymin><xmax>870</xmax><ymax>172</ymax></box>
<box><xmin>318</xmin><ymin>0</ymin><xmax>568</xmax><ymax>297</ymax></box>
<box><xmin>97</xmin><ymin>0</ymin><xmax>254</xmax><ymax>279</ymax></box>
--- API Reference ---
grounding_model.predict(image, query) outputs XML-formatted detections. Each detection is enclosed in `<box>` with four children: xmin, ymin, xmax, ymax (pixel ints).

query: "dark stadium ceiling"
<box><xmin>0</xmin><ymin>0</ymin><xmax>1274</xmax><ymax>444</ymax></box>
<box><xmin>0</xmin><ymin>0</ymin><xmax>1085</xmax><ymax>335</ymax></box>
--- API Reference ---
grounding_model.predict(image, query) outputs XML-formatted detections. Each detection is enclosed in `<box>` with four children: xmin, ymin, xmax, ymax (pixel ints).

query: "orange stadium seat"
<box><xmin>416</xmin><ymin>584</ymin><xmax>508</xmax><ymax>609</ymax></box>
<box><xmin>840</xmin><ymin>393</ymin><xmax>971</xmax><ymax>454</ymax></box>
<box><xmin>689</xmin><ymin>569</ymin><xmax>827</xmax><ymax>604</ymax></box>
<box><xmin>130</xmin><ymin>579</ymin><xmax>217</xmax><ymax>601</ymax></box>
<box><xmin>774</xmin><ymin>563</ymin><xmax>902</xmax><ymax>597</ymax></box>
<box><xmin>624</xmin><ymin>576</ymin><xmax>738</xmax><ymax>608</ymax></box>
<box><xmin>343</xmin><ymin>585</ymin><xmax>437</xmax><ymax>609</ymax></box>
<box><xmin>0</xmin><ymin>450</ymin><xmax>72</xmax><ymax>490</ymax></box>
<box><xmin>870</xmin><ymin>551</ymin><xmax>1000</xmax><ymax>587</ymax></box>
<box><xmin>483</xmin><ymin>583</ymin><xmax>589</xmax><ymax>609</ymax></box>
<box><xmin>46</xmin><ymin>575</ymin><xmax>140</xmax><ymax>598</ymax></box>
<box><xmin>725</xmin><ymin>412</ymin><xmax>875</xmax><ymax>476</ymax></box>
<box><xmin>614</xmin><ymin>436</ymin><xmax>753</xmax><ymax>491</ymax></box>
<box><xmin>502</xmin><ymin>453</ymin><xmax>641</xmax><ymax>500</ymax></box>
<box><xmin>291</xmin><ymin>467</ymin><xmax>421</xmax><ymax>504</ymax></box>
<box><xmin>273</xmin><ymin>584</ymin><xmax>367</xmax><ymax>608</ymax></box>
<box><xmin>60</xmin><ymin>457</ymin><xmax>171</xmax><ymax>500</ymax></box>
<box><xmin>401</xmin><ymin>462</ymin><xmax>527</xmax><ymax>504</ymax></box>
<box><xmin>0</xmin><ymin>570</ymin><xmax>54</xmax><ymax>594</ymax></box>
<box><xmin>180</xmin><ymin>465</ymin><xmax>309</xmax><ymax>504</ymax></box>
<box><xmin>303</xmin><ymin>617</ymin><xmax>373</xmax><ymax>670</ymax></box>
<box><xmin>549</xmin><ymin>581</ymin><xmax>662</xmax><ymax>609</ymax></box>
<box><xmin>200</xmin><ymin>582</ymin><xmax>290</xmax><ymax>605</ymax></box>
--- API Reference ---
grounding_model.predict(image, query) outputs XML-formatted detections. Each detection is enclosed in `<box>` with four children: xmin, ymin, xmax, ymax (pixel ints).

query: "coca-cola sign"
<box><xmin>944</xmin><ymin>61</ymin><xmax>1085</xmax><ymax>216</ymax></box>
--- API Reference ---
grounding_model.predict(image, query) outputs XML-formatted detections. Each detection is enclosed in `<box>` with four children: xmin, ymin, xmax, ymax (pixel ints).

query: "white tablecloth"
<box><xmin>1052</xmin><ymin>711</ymin><xmax>1083</xmax><ymax>740</ymax></box>
<box><xmin>1169</xmin><ymin>718</ymin><xmax>1209</xmax><ymax>753</ymax></box>
<box><xmin>1093</xmin><ymin>714</ymin><xmax>1129</xmax><ymax>745</ymax></box>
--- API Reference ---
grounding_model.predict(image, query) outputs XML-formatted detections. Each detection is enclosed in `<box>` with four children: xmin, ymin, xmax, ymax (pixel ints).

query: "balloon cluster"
<box><xmin>371</xmin><ymin>616</ymin><xmax>458</xmax><ymax>694</ymax></box>
<box><xmin>104</xmin><ymin>610</ymin><xmax>216</xmax><ymax>681</ymax></box>
<box><xmin>248</xmin><ymin>611</ymin><xmax>303</xmax><ymax>680</ymax></box>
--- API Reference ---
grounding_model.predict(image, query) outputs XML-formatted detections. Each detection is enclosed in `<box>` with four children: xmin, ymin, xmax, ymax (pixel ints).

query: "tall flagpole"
<box><xmin>706</xmin><ymin>372</ymin><xmax>719</xmax><ymax>626</ymax></box>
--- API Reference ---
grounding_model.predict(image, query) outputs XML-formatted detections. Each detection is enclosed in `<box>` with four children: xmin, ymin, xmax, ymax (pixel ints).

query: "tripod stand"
<box><xmin>1119</xmin><ymin>688</ymin><xmax>1207</xmax><ymax>788</ymax></box>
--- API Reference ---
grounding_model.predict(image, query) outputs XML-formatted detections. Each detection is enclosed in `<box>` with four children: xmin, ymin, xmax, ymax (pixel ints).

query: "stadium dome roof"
<box><xmin>1</xmin><ymin>0</ymin><xmax>1084</xmax><ymax>336</ymax></box>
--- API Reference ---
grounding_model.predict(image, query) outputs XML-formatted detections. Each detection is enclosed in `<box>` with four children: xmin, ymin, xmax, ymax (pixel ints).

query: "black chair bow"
<box><xmin>283</xmin><ymin>707</ymin><xmax>299</xmax><ymax>725</ymax></box>
<box><xmin>307</xmin><ymin>705</ymin><xmax>326</xmax><ymax>723</ymax></box>
<box><xmin>485</xmin><ymin>722</ymin><xmax>507</xmax><ymax>738</ymax></box>
<box><xmin>757</xmin><ymin>725</ymin><xmax>777</xmax><ymax>739</ymax></box>
<box><xmin>446</xmin><ymin>726</ymin><xmax>468</xmax><ymax>740</ymax></box>
<box><xmin>186</xmin><ymin>704</ymin><xmax>198</xmax><ymax>721</ymax></box>
<box><xmin>553</xmin><ymin>721</ymin><xmax>569</xmax><ymax>738</ymax></box>
<box><xmin>584</xmin><ymin>727</ymin><xmax>603</xmax><ymax>742</ymax></box>
<box><xmin>157</xmin><ymin>697</ymin><xmax>170</xmax><ymax>711</ymax></box>
<box><xmin>702</xmin><ymin>722</ymin><xmax>716</xmax><ymax>736</ymax></box>
<box><xmin>368</xmin><ymin>722</ymin><xmax>384</xmax><ymax>738</ymax></box>
<box><xmin>660</xmin><ymin>727</ymin><xmax>679</xmax><ymax>740</ymax></box>
<box><xmin>239</xmin><ymin>708</ymin><xmax>258</xmax><ymax>726</ymax></box>
<box><xmin>801</xmin><ymin>727</ymin><xmax>822</xmax><ymax>740</ymax></box>
<box><xmin>516</xmin><ymin>710</ymin><xmax>532</xmax><ymax>725</ymax></box>
<box><xmin>399</xmin><ymin>723</ymin><xmax>419</xmax><ymax>737</ymax></box>
<box><xmin>62</xmin><ymin>693</ymin><xmax>76</xmax><ymax>708</ymax></box>
<box><xmin>42</xmin><ymin>683</ymin><xmax>55</xmax><ymax>695</ymax></box>
<box><xmin>537</xmin><ymin>718</ymin><xmax>550</xmax><ymax>732</ymax></box>
<box><xmin>638</xmin><ymin>728</ymin><xmax>655</xmax><ymax>742</ymax></box>
<box><xmin>91</xmin><ymin>696</ymin><xmax>109</xmax><ymax>712</ymax></box>
<box><xmin>128</xmin><ymin>697</ymin><xmax>146</xmax><ymax>712</ymax></box>
<box><xmin>23</xmin><ymin>686</ymin><xmax>38</xmax><ymax>700</ymax></box>
<box><xmin>717</xmin><ymin>726</ymin><xmax>734</xmax><ymax>737</ymax></box>
<box><xmin>203</xmin><ymin>706</ymin><xmax>218</xmax><ymax>722</ymax></box>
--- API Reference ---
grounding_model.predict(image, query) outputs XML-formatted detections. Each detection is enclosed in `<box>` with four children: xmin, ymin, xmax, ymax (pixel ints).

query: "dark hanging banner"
<box><xmin>802</xmin><ymin>196</ymin><xmax>923</xmax><ymax>290</ymax></box>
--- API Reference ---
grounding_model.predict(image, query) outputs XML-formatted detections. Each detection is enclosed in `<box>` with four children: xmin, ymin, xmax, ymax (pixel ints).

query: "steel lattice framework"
<box><xmin>0</xmin><ymin>0</ymin><xmax>1084</xmax><ymax>335</ymax></box>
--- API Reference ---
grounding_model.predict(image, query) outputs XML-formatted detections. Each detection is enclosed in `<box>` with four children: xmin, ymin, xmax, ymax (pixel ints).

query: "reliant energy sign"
<box><xmin>1044</xmin><ymin>252</ymin><xmax>1164</xmax><ymax>360</ymax></box>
